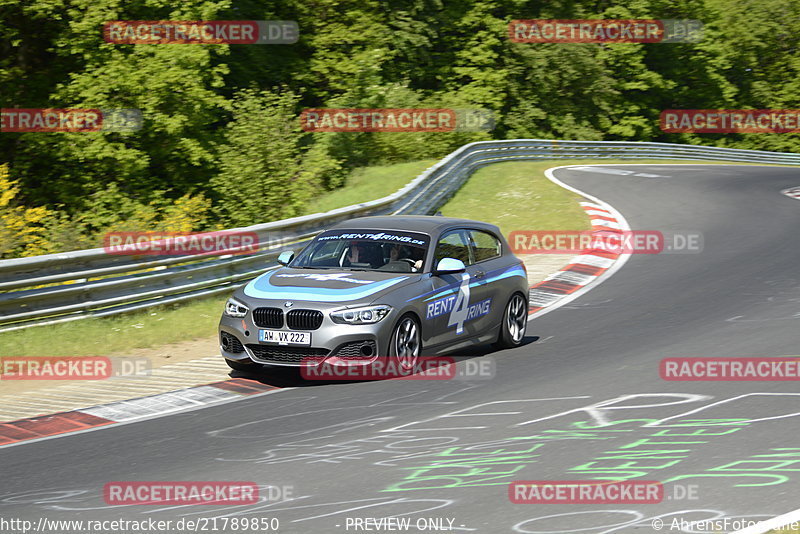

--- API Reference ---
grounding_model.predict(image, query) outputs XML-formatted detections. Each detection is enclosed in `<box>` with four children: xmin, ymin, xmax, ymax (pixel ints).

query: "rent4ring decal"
<box><xmin>426</xmin><ymin>274</ymin><xmax>491</xmax><ymax>333</ymax></box>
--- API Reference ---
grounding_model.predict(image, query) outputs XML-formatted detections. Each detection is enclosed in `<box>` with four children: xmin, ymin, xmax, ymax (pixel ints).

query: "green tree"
<box><xmin>4</xmin><ymin>0</ymin><xmax>231</xmax><ymax>209</ymax></box>
<box><xmin>211</xmin><ymin>88</ymin><xmax>340</xmax><ymax>226</ymax></box>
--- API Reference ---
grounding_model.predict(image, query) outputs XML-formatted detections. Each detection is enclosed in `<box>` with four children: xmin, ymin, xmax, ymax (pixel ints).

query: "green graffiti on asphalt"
<box><xmin>382</xmin><ymin>417</ymin><xmax>796</xmax><ymax>492</ymax></box>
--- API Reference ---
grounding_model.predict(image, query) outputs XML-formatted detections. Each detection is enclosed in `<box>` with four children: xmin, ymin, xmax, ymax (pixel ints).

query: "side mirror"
<box><xmin>277</xmin><ymin>251</ymin><xmax>295</xmax><ymax>266</ymax></box>
<box><xmin>434</xmin><ymin>257</ymin><xmax>466</xmax><ymax>275</ymax></box>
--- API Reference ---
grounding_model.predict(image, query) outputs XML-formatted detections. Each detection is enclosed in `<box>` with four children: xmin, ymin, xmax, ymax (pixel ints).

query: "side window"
<box><xmin>468</xmin><ymin>230</ymin><xmax>501</xmax><ymax>262</ymax></box>
<box><xmin>435</xmin><ymin>230</ymin><xmax>472</xmax><ymax>266</ymax></box>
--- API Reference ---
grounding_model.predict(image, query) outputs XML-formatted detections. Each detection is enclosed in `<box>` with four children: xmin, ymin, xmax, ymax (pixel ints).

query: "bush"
<box><xmin>211</xmin><ymin>88</ymin><xmax>342</xmax><ymax>227</ymax></box>
<box><xmin>0</xmin><ymin>164</ymin><xmax>52</xmax><ymax>258</ymax></box>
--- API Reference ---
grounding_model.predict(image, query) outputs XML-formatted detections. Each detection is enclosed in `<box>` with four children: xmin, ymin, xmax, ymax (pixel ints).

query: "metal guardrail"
<box><xmin>2</xmin><ymin>139</ymin><xmax>799</xmax><ymax>332</ymax></box>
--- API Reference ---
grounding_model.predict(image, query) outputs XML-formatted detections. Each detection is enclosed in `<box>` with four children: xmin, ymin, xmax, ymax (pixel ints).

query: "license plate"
<box><xmin>259</xmin><ymin>330</ymin><xmax>311</xmax><ymax>346</ymax></box>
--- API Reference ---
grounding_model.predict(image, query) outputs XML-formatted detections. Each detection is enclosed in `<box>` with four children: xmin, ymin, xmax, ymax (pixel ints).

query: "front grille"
<box><xmin>253</xmin><ymin>307</ymin><xmax>283</xmax><ymax>328</ymax></box>
<box><xmin>286</xmin><ymin>309</ymin><xmax>324</xmax><ymax>330</ymax></box>
<box><xmin>220</xmin><ymin>332</ymin><xmax>244</xmax><ymax>354</ymax></box>
<box><xmin>246</xmin><ymin>344</ymin><xmax>329</xmax><ymax>364</ymax></box>
<box><xmin>332</xmin><ymin>340</ymin><xmax>377</xmax><ymax>359</ymax></box>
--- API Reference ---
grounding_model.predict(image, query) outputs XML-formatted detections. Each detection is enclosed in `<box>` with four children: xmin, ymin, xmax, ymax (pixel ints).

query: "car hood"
<box><xmin>242</xmin><ymin>267</ymin><xmax>416</xmax><ymax>303</ymax></box>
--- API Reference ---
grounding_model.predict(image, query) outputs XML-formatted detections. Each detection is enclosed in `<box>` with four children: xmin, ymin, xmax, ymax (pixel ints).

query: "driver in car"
<box><xmin>344</xmin><ymin>241</ymin><xmax>382</xmax><ymax>268</ymax></box>
<box><xmin>389</xmin><ymin>244</ymin><xmax>423</xmax><ymax>272</ymax></box>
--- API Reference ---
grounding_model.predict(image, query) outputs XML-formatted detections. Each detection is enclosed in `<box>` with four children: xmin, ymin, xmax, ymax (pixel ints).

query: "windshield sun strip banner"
<box><xmin>315</xmin><ymin>230</ymin><xmax>430</xmax><ymax>247</ymax></box>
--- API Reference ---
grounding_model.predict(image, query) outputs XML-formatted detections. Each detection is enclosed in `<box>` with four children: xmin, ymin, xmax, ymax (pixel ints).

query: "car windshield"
<box><xmin>291</xmin><ymin>229</ymin><xmax>429</xmax><ymax>273</ymax></box>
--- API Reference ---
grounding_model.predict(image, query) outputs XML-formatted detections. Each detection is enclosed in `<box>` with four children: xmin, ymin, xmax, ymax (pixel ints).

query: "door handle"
<box><xmin>475</xmin><ymin>270</ymin><xmax>485</xmax><ymax>279</ymax></box>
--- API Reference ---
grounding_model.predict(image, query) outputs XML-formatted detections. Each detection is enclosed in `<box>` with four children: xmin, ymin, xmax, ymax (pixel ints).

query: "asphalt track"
<box><xmin>1</xmin><ymin>164</ymin><xmax>799</xmax><ymax>534</ymax></box>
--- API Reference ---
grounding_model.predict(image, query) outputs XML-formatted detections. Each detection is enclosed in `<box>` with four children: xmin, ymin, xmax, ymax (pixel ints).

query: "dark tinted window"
<box><xmin>292</xmin><ymin>230</ymin><xmax>429</xmax><ymax>272</ymax></box>
<box><xmin>469</xmin><ymin>230</ymin><xmax>501</xmax><ymax>262</ymax></box>
<box><xmin>435</xmin><ymin>230</ymin><xmax>472</xmax><ymax>265</ymax></box>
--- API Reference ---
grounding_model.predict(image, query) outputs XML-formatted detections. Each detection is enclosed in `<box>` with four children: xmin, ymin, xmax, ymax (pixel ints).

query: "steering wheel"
<box><xmin>398</xmin><ymin>258</ymin><xmax>417</xmax><ymax>271</ymax></box>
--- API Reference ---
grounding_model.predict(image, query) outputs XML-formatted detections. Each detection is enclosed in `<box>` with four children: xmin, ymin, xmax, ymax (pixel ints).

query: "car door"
<box><xmin>425</xmin><ymin>229</ymin><xmax>489</xmax><ymax>346</ymax></box>
<box><xmin>466</xmin><ymin>228</ymin><xmax>505</xmax><ymax>333</ymax></box>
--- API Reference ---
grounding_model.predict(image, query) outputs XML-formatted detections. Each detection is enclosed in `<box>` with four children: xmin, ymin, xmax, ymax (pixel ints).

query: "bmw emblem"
<box><xmin>284</xmin><ymin>301</ymin><xmax>294</xmax><ymax>307</ymax></box>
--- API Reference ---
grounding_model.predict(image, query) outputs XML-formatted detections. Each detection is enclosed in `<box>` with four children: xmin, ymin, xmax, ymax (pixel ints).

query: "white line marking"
<box><xmin>591</xmin><ymin>219</ymin><xmax>623</xmax><ymax>229</ymax></box>
<box><xmin>571</xmin><ymin>166</ymin><xmax>638</xmax><ymax>176</ymax></box>
<box><xmin>528</xmin><ymin>290</ymin><xmax>563</xmax><ymax>308</ymax></box>
<box><xmin>527</xmin><ymin>165</ymin><xmax>632</xmax><ymax>319</ymax></box>
<box><xmin>569</xmin><ymin>254</ymin><xmax>616</xmax><ymax>268</ymax></box>
<box><xmin>780</xmin><ymin>187</ymin><xmax>800</xmax><ymax>200</ymax></box>
<box><xmin>645</xmin><ymin>392</ymin><xmax>800</xmax><ymax>427</ymax></box>
<box><xmin>731</xmin><ymin>507</ymin><xmax>800</xmax><ymax>533</ymax></box>
<box><xmin>0</xmin><ymin>387</ymin><xmax>291</xmax><ymax>449</ymax></box>
<box><xmin>583</xmin><ymin>209</ymin><xmax>613</xmax><ymax>216</ymax></box>
<box><xmin>545</xmin><ymin>271</ymin><xmax>595</xmax><ymax>286</ymax></box>
<box><xmin>78</xmin><ymin>386</ymin><xmax>241</xmax><ymax>422</ymax></box>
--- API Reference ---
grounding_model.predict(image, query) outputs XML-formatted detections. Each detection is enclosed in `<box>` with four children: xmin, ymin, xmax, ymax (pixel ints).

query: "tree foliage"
<box><xmin>1</xmin><ymin>0</ymin><xmax>798</xmax><ymax>256</ymax></box>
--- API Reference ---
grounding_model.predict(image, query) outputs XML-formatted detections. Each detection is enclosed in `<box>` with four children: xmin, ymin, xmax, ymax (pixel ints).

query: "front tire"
<box><xmin>389</xmin><ymin>314</ymin><xmax>421</xmax><ymax>370</ymax></box>
<box><xmin>493</xmin><ymin>293</ymin><xmax>528</xmax><ymax>349</ymax></box>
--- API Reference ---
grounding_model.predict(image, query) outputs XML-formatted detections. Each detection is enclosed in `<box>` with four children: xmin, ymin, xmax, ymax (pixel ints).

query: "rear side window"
<box><xmin>468</xmin><ymin>230</ymin><xmax>501</xmax><ymax>262</ymax></box>
<box><xmin>435</xmin><ymin>230</ymin><xmax>472</xmax><ymax>265</ymax></box>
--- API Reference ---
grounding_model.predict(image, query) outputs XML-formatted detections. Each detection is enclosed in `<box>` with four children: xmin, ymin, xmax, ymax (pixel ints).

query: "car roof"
<box><xmin>327</xmin><ymin>215</ymin><xmax>501</xmax><ymax>235</ymax></box>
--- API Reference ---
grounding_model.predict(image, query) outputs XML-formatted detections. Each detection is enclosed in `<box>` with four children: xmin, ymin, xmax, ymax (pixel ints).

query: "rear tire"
<box><xmin>493</xmin><ymin>293</ymin><xmax>528</xmax><ymax>349</ymax></box>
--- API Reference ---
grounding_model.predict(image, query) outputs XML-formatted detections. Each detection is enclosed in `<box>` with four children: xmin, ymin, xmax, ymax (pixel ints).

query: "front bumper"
<box><xmin>219</xmin><ymin>303</ymin><xmax>394</xmax><ymax>367</ymax></box>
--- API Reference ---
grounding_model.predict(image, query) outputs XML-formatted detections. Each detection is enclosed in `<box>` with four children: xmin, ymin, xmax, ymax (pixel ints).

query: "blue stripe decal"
<box><xmin>407</xmin><ymin>264</ymin><xmax>527</xmax><ymax>303</ymax></box>
<box><xmin>244</xmin><ymin>272</ymin><xmax>409</xmax><ymax>302</ymax></box>
<box><xmin>487</xmin><ymin>265</ymin><xmax>527</xmax><ymax>284</ymax></box>
<box><xmin>425</xmin><ymin>282</ymin><xmax>477</xmax><ymax>302</ymax></box>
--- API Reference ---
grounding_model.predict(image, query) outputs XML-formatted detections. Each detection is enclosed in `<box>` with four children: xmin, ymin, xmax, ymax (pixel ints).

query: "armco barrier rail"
<box><xmin>2</xmin><ymin>139</ymin><xmax>800</xmax><ymax>332</ymax></box>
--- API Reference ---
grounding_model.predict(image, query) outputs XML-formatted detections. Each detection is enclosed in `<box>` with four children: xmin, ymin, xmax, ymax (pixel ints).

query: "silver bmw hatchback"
<box><xmin>218</xmin><ymin>215</ymin><xmax>529</xmax><ymax>374</ymax></box>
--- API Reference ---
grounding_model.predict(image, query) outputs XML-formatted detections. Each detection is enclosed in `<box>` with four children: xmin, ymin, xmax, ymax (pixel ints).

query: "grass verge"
<box><xmin>439</xmin><ymin>160</ymin><xmax>591</xmax><ymax>236</ymax></box>
<box><xmin>303</xmin><ymin>159</ymin><xmax>438</xmax><ymax>214</ymax></box>
<box><xmin>0</xmin><ymin>158</ymin><xmax>777</xmax><ymax>357</ymax></box>
<box><xmin>0</xmin><ymin>297</ymin><xmax>226</xmax><ymax>357</ymax></box>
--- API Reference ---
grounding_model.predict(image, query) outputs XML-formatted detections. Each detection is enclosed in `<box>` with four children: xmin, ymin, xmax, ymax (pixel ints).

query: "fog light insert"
<box><xmin>220</xmin><ymin>332</ymin><xmax>245</xmax><ymax>354</ymax></box>
<box><xmin>333</xmin><ymin>340</ymin><xmax>378</xmax><ymax>359</ymax></box>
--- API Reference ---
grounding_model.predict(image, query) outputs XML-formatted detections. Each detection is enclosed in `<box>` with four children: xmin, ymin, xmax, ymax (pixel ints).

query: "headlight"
<box><xmin>224</xmin><ymin>298</ymin><xmax>249</xmax><ymax>318</ymax></box>
<box><xmin>330</xmin><ymin>305</ymin><xmax>392</xmax><ymax>325</ymax></box>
